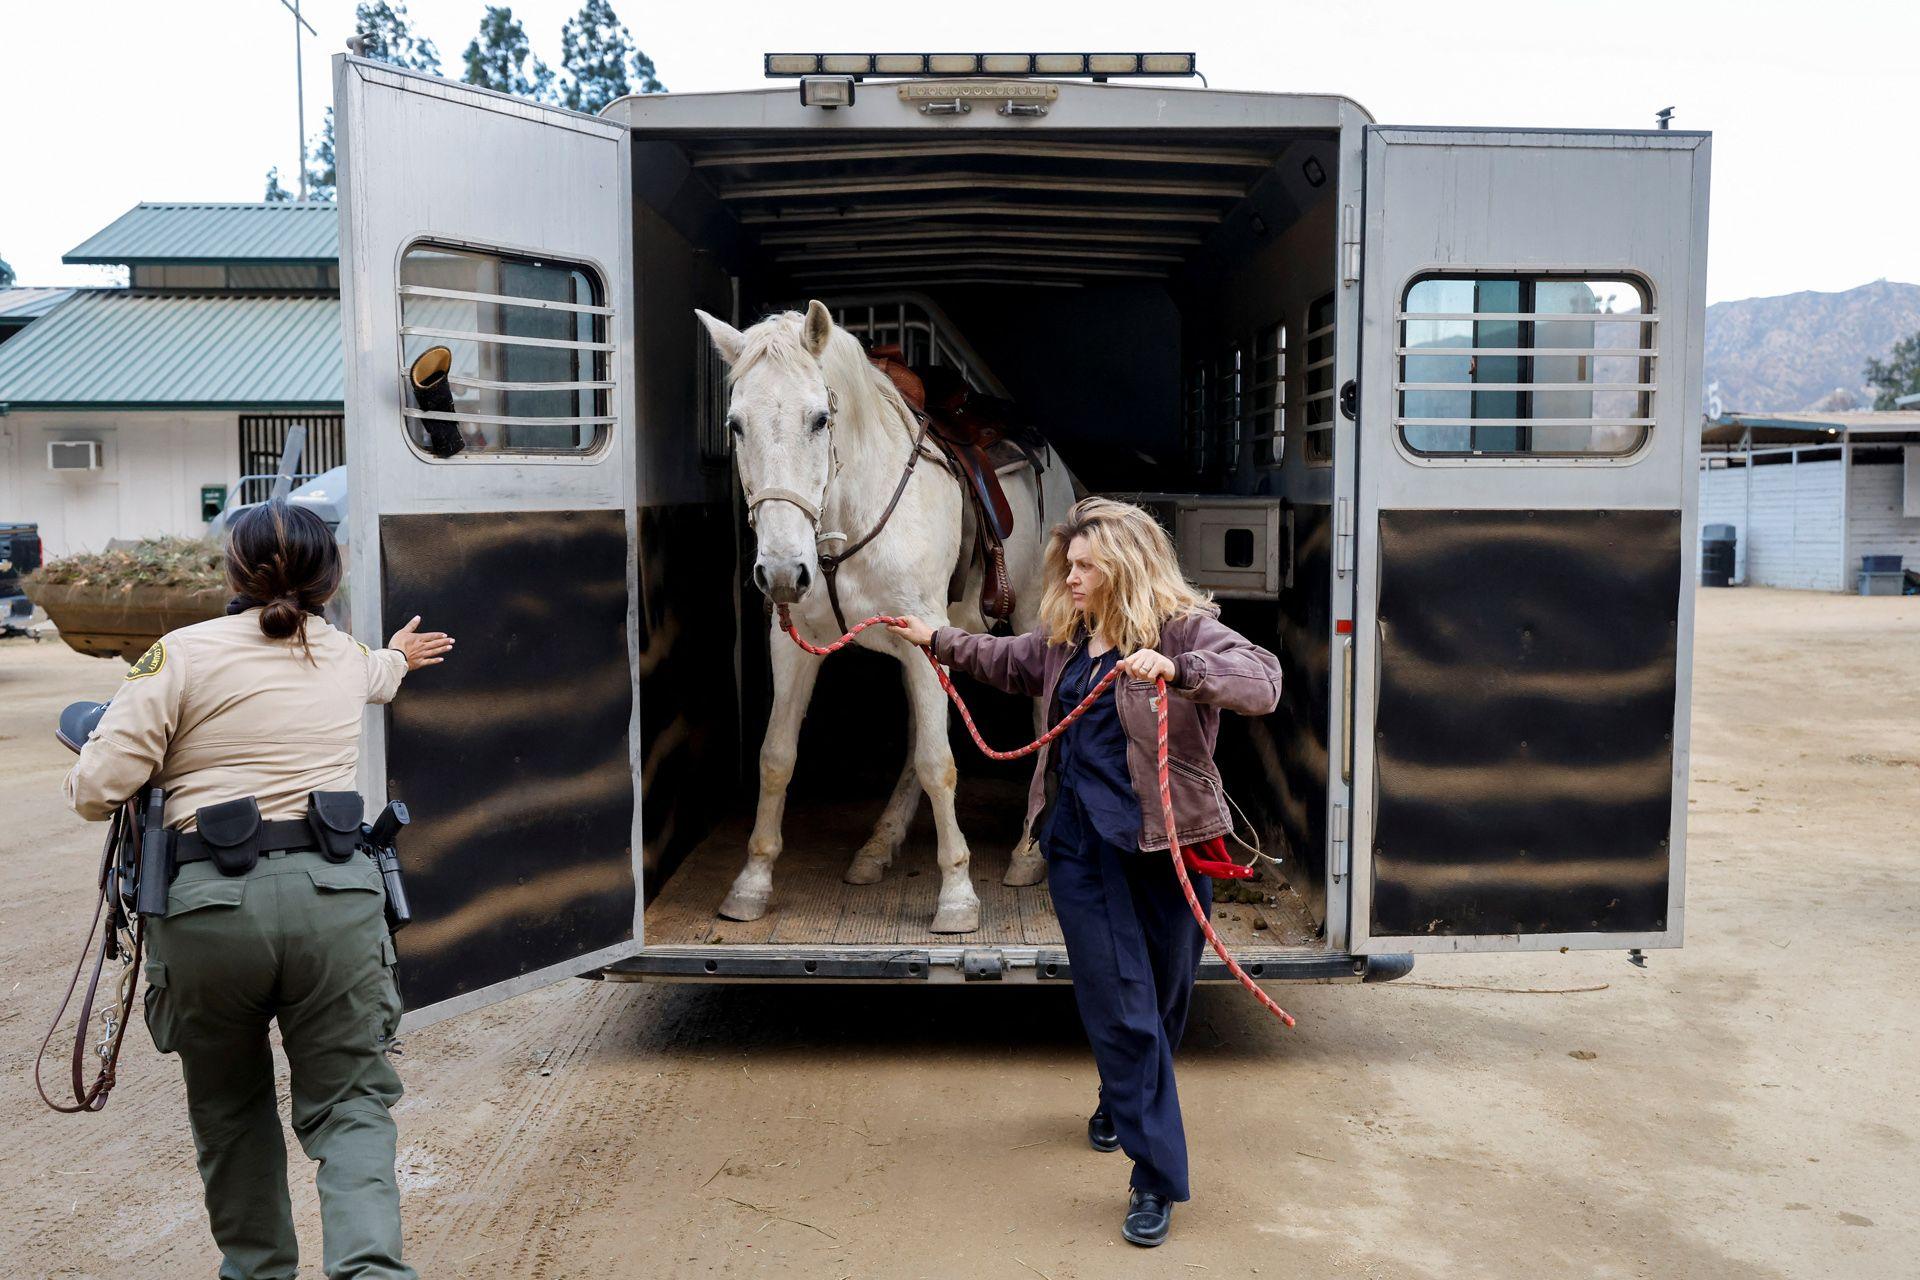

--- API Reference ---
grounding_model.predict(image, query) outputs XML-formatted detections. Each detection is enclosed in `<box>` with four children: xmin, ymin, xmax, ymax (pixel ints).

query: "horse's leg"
<box><xmin>1000</xmin><ymin>693</ymin><xmax>1049</xmax><ymax>887</ymax></box>
<box><xmin>900</xmin><ymin>647</ymin><xmax>980</xmax><ymax>933</ymax></box>
<box><xmin>847</xmin><ymin>683</ymin><xmax>919</xmax><ymax>884</ymax></box>
<box><xmin>1002</xmin><ymin>500</ymin><xmax>1049</xmax><ymax>889</ymax></box>
<box><xmin>720</xmin><ymin>623</ymin><xmax>823</xmax><ymax>922</ymax></box>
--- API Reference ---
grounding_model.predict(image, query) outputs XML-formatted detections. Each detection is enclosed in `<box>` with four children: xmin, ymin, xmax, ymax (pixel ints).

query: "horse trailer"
<box><xmin>331</xmin><ymin>53</ymin><xmax>1710</xmax><ymax>1025</ymax></box>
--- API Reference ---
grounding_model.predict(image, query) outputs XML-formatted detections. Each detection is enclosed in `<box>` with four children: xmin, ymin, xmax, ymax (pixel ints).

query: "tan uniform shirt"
<box><xmin>64</xmin><ymin>610</ymin><xmax>408</xmax><ymax>831</ymax></box>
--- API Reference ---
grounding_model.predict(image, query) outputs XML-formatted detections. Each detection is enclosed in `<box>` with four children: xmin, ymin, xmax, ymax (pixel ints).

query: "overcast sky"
<box><xmin>3</xmin><ymin>0</ymin><xmax>1914</xmax><ymax>304</ymax></box>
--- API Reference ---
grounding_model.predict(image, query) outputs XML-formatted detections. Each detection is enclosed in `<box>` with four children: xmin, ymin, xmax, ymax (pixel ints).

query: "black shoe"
<box><xmin>1123</xmin><ymin>1188</ymin><xmax>1173</xmax><ymax>1247</ymax></box>
<box><xmin>1087</xmin><ymin>1107</ymin><xmax>1120</xmax><ymax>1153</ymax></box>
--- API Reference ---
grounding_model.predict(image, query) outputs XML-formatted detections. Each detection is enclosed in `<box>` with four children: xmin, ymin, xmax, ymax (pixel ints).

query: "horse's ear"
<box><xmin>695</xmin><ymin>309</ymin><xmax>745</xmax><ymax>367</ymax></box>
<box><xmin>802</xmin><ymin>299</ymin><xmax>834</xmax><ymax>357</ymax></box>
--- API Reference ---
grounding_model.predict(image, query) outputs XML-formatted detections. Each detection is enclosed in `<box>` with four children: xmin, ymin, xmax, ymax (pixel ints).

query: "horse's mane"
<box><xmin>732</xmin><ymin>310</ymin><xmax>917</xmax><ymax>445</ymax></box>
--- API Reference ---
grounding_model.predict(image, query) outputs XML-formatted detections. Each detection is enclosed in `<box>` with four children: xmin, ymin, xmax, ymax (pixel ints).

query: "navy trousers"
<box><xmin>1046</xmin><ymin>786</ymin><xmax>1213</xmax><ymax>1201</ymax></box>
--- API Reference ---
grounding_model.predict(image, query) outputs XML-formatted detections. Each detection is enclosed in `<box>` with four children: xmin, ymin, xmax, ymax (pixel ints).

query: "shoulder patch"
<box><xmin>126</xmin><ymin>641</ymin><xmax>167</xmax><ymax>680</ymax></box>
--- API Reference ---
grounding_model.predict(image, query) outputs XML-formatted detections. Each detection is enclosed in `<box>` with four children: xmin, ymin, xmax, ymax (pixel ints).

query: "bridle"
<box><xmin>740</xmin><ymin>388</ymin><xmax>845</xmax><ymax>542</ymax></box>
<box><xmin>737</xmin><ymin>382</ymin><xmax>939</xmax><ymax>635</ymax></box>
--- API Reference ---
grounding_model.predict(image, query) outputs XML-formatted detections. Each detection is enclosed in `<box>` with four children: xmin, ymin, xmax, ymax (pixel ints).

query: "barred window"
<box><xmin>1211</xmin><ymin>342</ymin><xmax>1245</xmax><ymax>476</ymax></box>
<box><xmin>398</xmin><ymin>243</ymin><xmax>613</xmax><ymax>458</ymax></box>
<box><xmin>1397</xmin><ymin>274</ymin><xmax>1653</xmax><ymax>458</ymax></box>
<box><xmin>1303</xmin><ymin>292</ymin><xmax>1335</xmax><ymax>466</ymax></box>
<box><xmin>1250</xmin><ymin>321</ymin><xmax>1286</xmax><ymax>469</ymax></box>
<box><xmin>1183</xmin><ymin>359</ymin><xmax>1210</xmax><ymax>475</ymax></box>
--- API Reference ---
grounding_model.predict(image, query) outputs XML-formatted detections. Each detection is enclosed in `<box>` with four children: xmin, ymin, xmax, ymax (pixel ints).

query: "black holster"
<box><xmin>307</xmin><ymin>792</ymin><xmax>365</xmax><ymax>863</ymax></box>
<box><xmin>195</xmin><ymin>797</ymin><xmax>262</xmax><ymax>877</ymax></box>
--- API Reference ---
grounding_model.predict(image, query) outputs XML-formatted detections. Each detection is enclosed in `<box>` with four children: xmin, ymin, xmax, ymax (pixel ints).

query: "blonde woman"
<box><xmin>890</xmin><ymin>496</ymin><xmax>1282</xmax><ymax>1247</ymax></box>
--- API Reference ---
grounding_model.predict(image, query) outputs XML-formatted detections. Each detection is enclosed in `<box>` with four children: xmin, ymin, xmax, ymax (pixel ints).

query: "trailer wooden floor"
<box><xmin>643</xmin><ymin>779</ymin><xmax>1320</xmax><ymax>950</ymax></box>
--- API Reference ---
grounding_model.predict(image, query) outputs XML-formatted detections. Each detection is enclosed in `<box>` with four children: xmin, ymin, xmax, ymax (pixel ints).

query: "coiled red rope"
<box><xmin>778</xmin><ymin>606</ymin><xmax>1295</xmax><ymax>1028</ymax></box>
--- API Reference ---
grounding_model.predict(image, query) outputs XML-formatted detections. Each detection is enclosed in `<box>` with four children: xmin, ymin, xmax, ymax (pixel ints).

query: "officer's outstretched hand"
<box><xmin>389</xmin><ymin>615</ymin><xmax>456</xmax><ymax>671</ymax></box>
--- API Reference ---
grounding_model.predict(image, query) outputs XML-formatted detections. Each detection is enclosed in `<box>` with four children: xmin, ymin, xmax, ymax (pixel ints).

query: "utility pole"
<box><xmin>276</xmin><ymin>0</ymin><xmax>320</xmax><ymax>200</ymax></box>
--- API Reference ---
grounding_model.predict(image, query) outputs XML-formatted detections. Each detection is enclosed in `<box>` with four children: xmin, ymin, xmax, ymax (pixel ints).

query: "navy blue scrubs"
<box><xmin>1043</xmin><ymin>642</ymin><xmax>1213</xmax><ymax>1202</ymax></box>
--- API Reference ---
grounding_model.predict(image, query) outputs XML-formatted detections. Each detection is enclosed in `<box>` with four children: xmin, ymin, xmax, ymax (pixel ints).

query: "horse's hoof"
<box><xmin>844</xmin><ymin>853</ymin><xmax>889</xmax><ymax>885</ymax></box>
<box><xmin>717</xmin><ymin>890</ymin><xmax>770</xmax><ymax>922</ymax></box>
<box><xmin>1002</xmin><ymin>851</ymin><xmax>1047</xmax><ymax>887</ymax></box>
<box><xmin>929</xmin><ymin>902</ymin><xmax>980</xmax><ymax>934</ymax></box>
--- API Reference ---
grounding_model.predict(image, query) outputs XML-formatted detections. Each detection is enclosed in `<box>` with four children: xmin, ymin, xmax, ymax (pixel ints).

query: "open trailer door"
<box><xmin>334</xmin><ymin>55</ymin><xmax>640</xmax><ymax>1025</ymax></box>
<box><xmin>1348</xmin><ymin>126</ymin><xmax>1709</xmax><ymax>954</ymax></box>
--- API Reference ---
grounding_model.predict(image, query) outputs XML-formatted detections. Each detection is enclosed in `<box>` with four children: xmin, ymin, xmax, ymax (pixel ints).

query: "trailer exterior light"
<box><xmin>763</xmin><ymin>52</ymin><xmax>1198</xmax><ymax>80</ymax></box>
<box><xmin>798</xmin><ymin>76</ymin><xmax>856</xmax><ymax>109</ymax></box>
<box><xmin>1140</xmin><ymin>53</ymin><xmax>1195</xmax><ymax>74</ymax></box>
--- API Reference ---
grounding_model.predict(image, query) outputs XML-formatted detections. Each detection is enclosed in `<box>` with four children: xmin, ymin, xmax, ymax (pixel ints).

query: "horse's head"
<box><xmin>696</xmin><ymin>300</ymin><xmax>839</xmax><ymax>605</ymax></box>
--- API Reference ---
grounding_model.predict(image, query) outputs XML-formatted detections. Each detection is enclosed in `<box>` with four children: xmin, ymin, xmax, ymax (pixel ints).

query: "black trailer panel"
<box><xmin>1370</xmin><ymin>508</ymin><xmax>1679</xmax><ymax>938</ymax></box>
<box><xmin>380</xmin><ymin>509</ymin><xmax>635</xmax><ymax>1011</ymax></box>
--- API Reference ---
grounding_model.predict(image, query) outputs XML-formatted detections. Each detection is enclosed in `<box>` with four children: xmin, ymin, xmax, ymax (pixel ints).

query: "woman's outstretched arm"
<box><xmin>888</xmin><ymin>616</ymin><xmax>1051</xmax><ymax>697</ymax></box>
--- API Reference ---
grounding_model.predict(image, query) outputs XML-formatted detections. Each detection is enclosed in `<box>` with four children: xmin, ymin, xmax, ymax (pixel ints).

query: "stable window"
<box><xmin>1397</xmin><ymin>274</ymin><xmax>1654</xmax><ymax>457</ymax></box>
<box><xmin>1303</xmin><ymin>293</ymin><xmax>1335</xmax><ymax>465</ymax></box>
<box><xmin>397</xmin><ymin>243</ymin><xmax>613</xmax><ymax>457</ymax></box>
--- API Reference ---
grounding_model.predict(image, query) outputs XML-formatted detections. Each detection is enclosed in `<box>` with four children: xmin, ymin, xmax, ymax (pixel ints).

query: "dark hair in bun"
<box><xmin>223</xmin><ymin>500</ymin><xmax>341</xmax><ymax>660</ymax></box>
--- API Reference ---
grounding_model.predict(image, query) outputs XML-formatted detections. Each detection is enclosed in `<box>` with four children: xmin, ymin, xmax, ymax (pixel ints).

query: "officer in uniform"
<box><xmin>64</xmin><ymin>499</ymin><xmax>453</xmax><ymax>1280</ymax></box>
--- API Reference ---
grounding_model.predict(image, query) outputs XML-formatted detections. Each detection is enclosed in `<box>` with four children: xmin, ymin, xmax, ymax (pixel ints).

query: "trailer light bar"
<box><xmin>764</xmin><ymin>52</ymin><xmax>1197</xmax><ymax>80</ymax></box>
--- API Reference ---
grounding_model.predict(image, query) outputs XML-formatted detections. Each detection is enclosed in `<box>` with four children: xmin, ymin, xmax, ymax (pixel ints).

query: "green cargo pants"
<box><xmin>144</xmin><ymin>848</ymin><xmax>415</xmax><ymax>1280</ymax></box>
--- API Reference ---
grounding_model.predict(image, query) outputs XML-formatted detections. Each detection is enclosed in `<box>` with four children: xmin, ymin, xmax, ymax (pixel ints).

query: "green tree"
<box><xmin>263</xmin><ymin>167</ymin><xmax>294</xmax><ymax>202</ymax></box>
<box><xmin>1864</xmin><ymin>332</ymin><xmax>1920</xmax><ymax>409</ymax></box>
<box><xmin>303</xmin><ymin>107</ymin><xmax>338</xmax><ymax>202</ymax></box>
<box><xmin>0</xmin><ymin>255</ymin><xmax>15</xmax><ymax>288</ymax></box>
<box><xmin>464</xmin><ymin>6</ymin><xmax>557</xmax><ymax>103</ymax></box>
<box><xmin>354</xmin><ymin>0</ymin><xmax>442</xmax><ymax>74</ymax></box>
<box><xmin>560</xmin><ymin>0</ymin><xmax>664</xmax><ymax>114</ymax></box>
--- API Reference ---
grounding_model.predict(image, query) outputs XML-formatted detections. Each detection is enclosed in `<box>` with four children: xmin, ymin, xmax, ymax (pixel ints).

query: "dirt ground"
<box><xmin>2</xmin><ymin>586</ymin><xmax>1916</xmax><ymax>1279</ymax></box>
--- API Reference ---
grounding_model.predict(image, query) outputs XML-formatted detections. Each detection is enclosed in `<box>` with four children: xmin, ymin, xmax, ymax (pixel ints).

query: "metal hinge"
<box><xmin>1331</xmin><ymin>803</ymin><xmax>1349</xmax><ymax>880</ymax></box>
<box><xmin>1335</xmin><ymin>498</ymin><xmax>1353</xmax><ymax>578</ymax></box>
<box><xmin>1341</xmin><ymin>203</ymin><xmax>1361</xmax><ymax>286</ymax></box>
<box><xmin>961</xmin><ymin>949</ymin><xmax>1006</xmax><ymax>980</ymax></box>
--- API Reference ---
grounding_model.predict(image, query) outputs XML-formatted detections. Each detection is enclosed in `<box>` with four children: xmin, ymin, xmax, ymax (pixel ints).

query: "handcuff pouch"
<box><xmin>307</xmin><ymin>791</ymin><xmax>365</xmax><ymax>863</ymax></box>
<box><xmin>196</xmin><ymin>797</ymin><xmax>262</xmax><ymax>877</ymax></box>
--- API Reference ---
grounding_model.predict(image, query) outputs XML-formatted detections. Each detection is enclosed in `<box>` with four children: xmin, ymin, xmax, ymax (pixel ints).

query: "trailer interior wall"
<box><xmin>624</xmin><ymin>123</ymin><xmax>1341</xmax><ymax>947</ymax></box>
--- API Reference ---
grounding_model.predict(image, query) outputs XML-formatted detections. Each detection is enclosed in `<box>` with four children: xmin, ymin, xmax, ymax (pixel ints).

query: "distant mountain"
<box><xmin>1704</xmin><ymin>279</ymin><xmax>1920</xmax><ymax>412</ymax></box>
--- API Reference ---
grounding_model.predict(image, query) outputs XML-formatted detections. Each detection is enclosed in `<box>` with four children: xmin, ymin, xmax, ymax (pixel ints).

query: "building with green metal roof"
<box><xmin>0</xmin><ymin>203</ymin><xmax>343</xmax><ymax>556</ymax></box>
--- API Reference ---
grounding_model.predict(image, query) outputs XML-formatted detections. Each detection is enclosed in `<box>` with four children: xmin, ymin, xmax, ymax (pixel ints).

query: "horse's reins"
<box><xmin>37</xmin><ymin>800</ymin><xmax>145</xmax><ymax>1113</ymax></box>
<box><xmin>776</xmin><ymin>606</ymin><xmax>1296</xmax><ymax>1028</ymax></box>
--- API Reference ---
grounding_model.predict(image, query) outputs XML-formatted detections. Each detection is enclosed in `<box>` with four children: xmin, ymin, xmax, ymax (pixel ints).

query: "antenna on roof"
<box><xmin>272</xmin><ymin>0</ymin><xmax>320</xmax><ymax>202</ymax></box>
<box><xmin>1655</xmin><ymin>106</ymin><xmax>1674</xmax><ymax>130</ymax></box>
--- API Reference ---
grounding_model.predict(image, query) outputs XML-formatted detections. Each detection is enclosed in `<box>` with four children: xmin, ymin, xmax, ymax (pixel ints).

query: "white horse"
<box><xmin>696</xmin><ymin>301</ymin><xmax>1076</xmax><ymax>933</ymax></box>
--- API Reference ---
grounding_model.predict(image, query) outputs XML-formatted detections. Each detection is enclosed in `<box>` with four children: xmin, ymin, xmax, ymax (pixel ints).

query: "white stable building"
<box><xmin>1700</xmin><ymin>411</ymin><xmax>1920</xmax><ymax>589</ymax></box>
<box><xmin>0</xmin><ymin>203</ymin><xmax>343</xmax><ymax>557</ymax></box>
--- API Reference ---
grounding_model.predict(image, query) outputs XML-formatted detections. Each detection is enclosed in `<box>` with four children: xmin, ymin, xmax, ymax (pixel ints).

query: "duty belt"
<box><xmin>172</xmin><ymin>819</ymin><xmax>320</xmax><ymax>867</ymax></box>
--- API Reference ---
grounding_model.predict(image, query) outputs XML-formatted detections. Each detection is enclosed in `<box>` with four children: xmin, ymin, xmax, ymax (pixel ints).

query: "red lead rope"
<box><xmin>778</xmin><ymin>606</ymin><xmax>1295</xmax><ymax>1028</ymax></box>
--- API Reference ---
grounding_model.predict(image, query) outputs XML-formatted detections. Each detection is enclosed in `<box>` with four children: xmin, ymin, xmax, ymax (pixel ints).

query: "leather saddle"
<box><xmin>867</xmin><ymin>346</ymin><xmax>1043</xmax><ymax>626</ymax></box>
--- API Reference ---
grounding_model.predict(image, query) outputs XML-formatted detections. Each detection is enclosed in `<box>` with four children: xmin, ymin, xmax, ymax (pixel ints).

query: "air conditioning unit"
<box><xmin>48</xmin><ymin>440</ymin><xmax>101</xmax><ymax>472</ymax></box>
